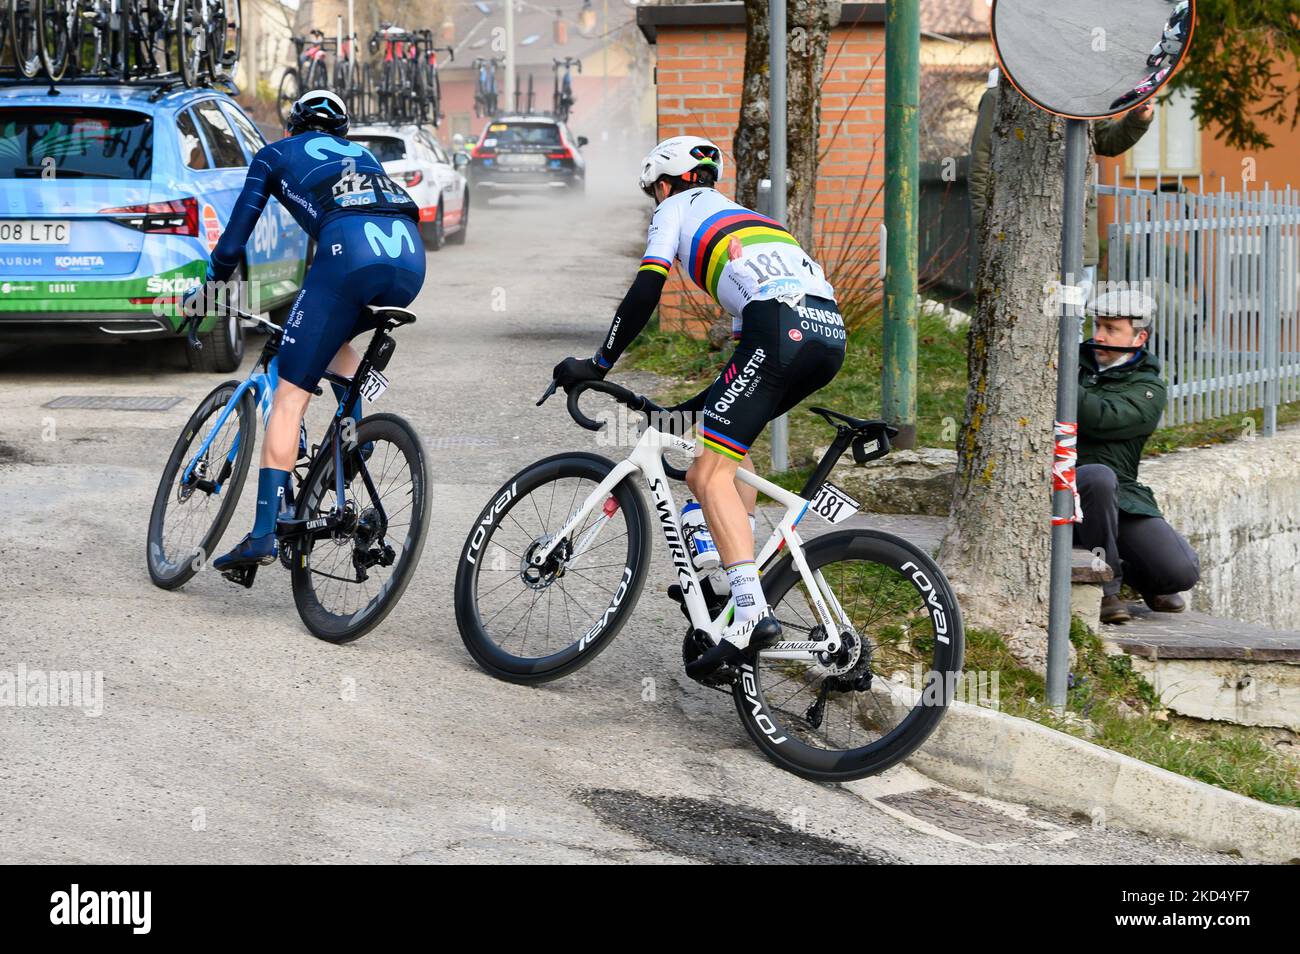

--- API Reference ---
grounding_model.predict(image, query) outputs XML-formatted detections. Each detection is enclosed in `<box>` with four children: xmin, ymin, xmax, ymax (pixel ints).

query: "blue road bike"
<box><xmin>146</xmin><ymin>305</ymin><xmax>431</xmax><ymax>643</ymax></box>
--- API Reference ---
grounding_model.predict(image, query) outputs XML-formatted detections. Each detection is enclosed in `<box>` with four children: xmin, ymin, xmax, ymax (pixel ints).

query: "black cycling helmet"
<box><xmin>287</xmin><ymin>89</ymin><xmax>349</xmax><ymax>136</ymax></box>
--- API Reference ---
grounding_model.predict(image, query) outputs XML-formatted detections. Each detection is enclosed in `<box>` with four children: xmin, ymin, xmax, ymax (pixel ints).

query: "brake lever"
<box><xmin>536</xmin><ymin>379</ymin><xmax>558</xmax><ymax>406</ymax></box>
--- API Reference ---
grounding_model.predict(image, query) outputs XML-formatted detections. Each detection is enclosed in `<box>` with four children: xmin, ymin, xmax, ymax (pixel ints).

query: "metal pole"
<box><xmin>769</xmin><ymin>0</ymin><xmax>789</xmax><ymax>472</ymax></box>
<box><xmin>505</xmin><ymin>0</ymin><xmax>516</xmax><ymax>113</ymax></box>
<box><xmin>882</xmin><ymin>0</ymin><xmax>919</xmax><ymax>449</ymax></box>
<box><xmin>1047</xmin><ymin>118</ymin><xmax>1090</xmax><ymax>711</ymax></box>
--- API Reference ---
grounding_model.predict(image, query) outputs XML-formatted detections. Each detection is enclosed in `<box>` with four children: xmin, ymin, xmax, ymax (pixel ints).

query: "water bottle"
<box><xmin>681</xmin><ymin>499</ymin><xmax>720</xmax><ymax>571</ymax></box>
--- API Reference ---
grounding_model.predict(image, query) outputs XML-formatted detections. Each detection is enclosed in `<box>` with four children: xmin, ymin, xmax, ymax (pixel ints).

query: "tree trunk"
<box><xmin>733</xmin><ymin>0</ymin><xmax>770</xmax><ymax>212</ymax></box>
<box><xmin>937</xmin><ymin>78</ymin><xmax>1075</xmax><ymax>671</ymax></box>
<box><xmin>786</xmin><ymin>0</ymin><xmax>837</xmax><ymax>251</ymax></box>
<box><xmin>733</xmin><ymin>0</ymin><xmax>837</xmax><ymax>250</ymax></box>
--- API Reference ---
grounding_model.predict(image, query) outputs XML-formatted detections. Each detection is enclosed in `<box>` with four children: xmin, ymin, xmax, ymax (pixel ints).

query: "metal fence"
<box><xmin>918</xmin><ymin>156</ymin><xmax>977</xmax><ymax>301</ymax></box>
<box><xmin>1101</xmin><ymin>173</ymin><xmax>1300</xmax><ymax>436</ymax></box>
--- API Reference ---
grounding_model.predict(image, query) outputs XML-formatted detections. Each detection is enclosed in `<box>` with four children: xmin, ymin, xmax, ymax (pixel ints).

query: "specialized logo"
<box><xmin>650</xmin><ymin>477</ymin><xmax>695</xmax><ymax>595</ymax></box>
<box><xmin>304</xmin><ymin>136</ymin><xmax>366</xmax><ymax>161</ymax></box>
<box><xmin>714</xmin><ymin>348</ymin><xmax>766</xmax><ymax>414</ymax></box>
<box><xmin>364</xmin><ymin>220</ymin><xmax>415</xmax><ymax>258</ymax></box>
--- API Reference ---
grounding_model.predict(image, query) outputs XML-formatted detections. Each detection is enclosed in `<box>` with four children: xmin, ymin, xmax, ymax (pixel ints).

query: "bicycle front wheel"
<box><xmin>734</xmin><ymin>528</ymin><xmax>965</xmax><ymax>782</ymax></box>
<box><xmin>147</xmin><ymin>380</ymin><xmax>257</xmax><ymax>589</ymax></box>
<box><xmin>289</xmin><ymin>413</ymin><xmax>430</xmax><ymax>644</ymax></box>
<box><xmin>454</xmin><ymin>452</ymin><xmax>651</xmax><ymax>684</ymax></box>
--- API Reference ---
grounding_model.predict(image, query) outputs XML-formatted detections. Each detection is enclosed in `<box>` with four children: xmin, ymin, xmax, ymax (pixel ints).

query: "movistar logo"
<box><xmin>304</xmin><ymin>137</ymin><xmax>366</xmax><ymax>161</ymax></box>
<box><xmin>364</xmin><ymin>220</ymin><xmax>415</xmax><ymax>258</ymax></box>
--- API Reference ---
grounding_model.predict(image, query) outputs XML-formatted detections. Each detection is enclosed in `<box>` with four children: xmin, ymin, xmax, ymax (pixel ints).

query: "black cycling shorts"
<box><xmin>687</xmin><ymin>295</ymin><xmax>846</xmax><ymax>461</ymax></box>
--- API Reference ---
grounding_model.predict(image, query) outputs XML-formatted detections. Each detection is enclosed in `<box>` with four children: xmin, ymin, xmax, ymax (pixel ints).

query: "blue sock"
<box><xmin>252</xmin><ymin>468</ymin><xmax>292</xmax><ymax>538</ymax></box>
<box><xmin>331</xmin><ymin>380</ymin><xmax>362</xmax><ymax>424</ymax></box>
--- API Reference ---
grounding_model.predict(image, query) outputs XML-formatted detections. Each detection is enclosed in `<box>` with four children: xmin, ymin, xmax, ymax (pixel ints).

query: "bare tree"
<box><xmin>732</xmin><ymin>0</ymin><xmax>838</xmax><ymax>251</ymax></box>
<box><xmin>938</xmin><ymin>78</ymin><xmax>1075</xmax><ymax>669</ymax></box>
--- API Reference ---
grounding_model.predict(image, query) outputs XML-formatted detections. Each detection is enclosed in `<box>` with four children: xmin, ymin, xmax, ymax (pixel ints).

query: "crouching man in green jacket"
<box><xmin>1074</xmin><ymin>290</ymin><xmax>1200</xmax><ymax>624</ymax></box>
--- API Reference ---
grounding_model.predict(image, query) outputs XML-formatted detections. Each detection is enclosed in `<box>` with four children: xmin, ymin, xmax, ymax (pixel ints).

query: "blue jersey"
<box><xmin>208</xmin><ymin>131</ymin><xmax>418</xmax><ymax>283</ymax></box>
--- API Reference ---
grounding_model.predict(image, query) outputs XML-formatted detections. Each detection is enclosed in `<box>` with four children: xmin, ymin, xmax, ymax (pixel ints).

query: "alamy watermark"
<box><xmin>0</xmin><ymin>665</ymin><xmax>104</xmax><ymax>717</ymax></box>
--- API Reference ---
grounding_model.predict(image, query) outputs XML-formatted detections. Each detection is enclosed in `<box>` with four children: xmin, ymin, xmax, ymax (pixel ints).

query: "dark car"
<box><xmin>467</xmin><ymin>115</ymin><xmax>587</xmax><ymax>199</ymax></box>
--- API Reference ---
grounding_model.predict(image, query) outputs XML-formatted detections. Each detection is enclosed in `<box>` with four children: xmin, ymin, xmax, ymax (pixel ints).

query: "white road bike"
<box><xmin>454</xmin><ymin>379</ymin><xmax>964</xmax><ymax>781</ymax></box>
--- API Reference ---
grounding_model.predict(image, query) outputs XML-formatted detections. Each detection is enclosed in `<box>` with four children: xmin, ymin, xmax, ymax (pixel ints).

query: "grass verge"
<box><xmin>964</xmin><ymin>620</ymin><xmax>1300</xmax><ymax>808</ymax></box>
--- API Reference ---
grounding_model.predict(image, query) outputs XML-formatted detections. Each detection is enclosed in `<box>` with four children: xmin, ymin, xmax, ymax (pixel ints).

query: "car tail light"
<box><xmin>401</xmin><ymin>170</ymin><xmax>423</xmax><ymax>186</ymax></box>
<box><xmin>101</xmin><ymin>197</ymin><xmax>199</xmax><ymax>236</ymax></box>
<box><xmin>471</xmin><ymin>144</ymin><xmax>496</xmax><ymax>158</ymax></box>
<box><xmin>547</xmin><ymin>148</ymin><xmax>573</xmax><ymax>160</ymax></box>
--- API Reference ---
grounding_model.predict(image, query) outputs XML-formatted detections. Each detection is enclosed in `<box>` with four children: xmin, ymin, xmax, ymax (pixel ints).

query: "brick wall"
<box><xmin>650</xmin><ymin>21</ymin><xmax>887</xmax><ymax>331</ymax></box>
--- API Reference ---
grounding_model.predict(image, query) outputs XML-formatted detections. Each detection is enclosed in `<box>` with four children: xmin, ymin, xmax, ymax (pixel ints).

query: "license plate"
<box><xmin>0</xmin><ymin>220</ymin><xmax>71</xmax><ymax>244</ymax></box>
<box><xmin>808</xmin><ymin>480</ymin><xmax>861</xmax><ymax>525</ymax></box>
<box><xmin>359</xmin><ymin>369</ymin><xmax>389</xmax><ymax>403</ymax></box>
<box><xmin>501</xmin><ymin>154</ymin><xmax>544</xmax><ymax>166</ymax></box>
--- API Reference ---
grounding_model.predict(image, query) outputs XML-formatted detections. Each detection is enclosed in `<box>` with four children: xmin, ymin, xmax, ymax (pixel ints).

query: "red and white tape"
<box><xmin>1052</xmin><ymin>420</ymin><xmax>1083</xmax><ymax>526</ymax></box>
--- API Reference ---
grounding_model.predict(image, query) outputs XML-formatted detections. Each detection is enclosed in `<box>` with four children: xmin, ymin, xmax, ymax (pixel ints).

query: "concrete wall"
<box><xmin>1142</xmin><ymin>426</ymin><xmax>1300</xmax><ymax>631</ymax></box>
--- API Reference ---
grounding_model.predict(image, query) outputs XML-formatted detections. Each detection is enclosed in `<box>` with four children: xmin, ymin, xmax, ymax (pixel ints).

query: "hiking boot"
<box><xmin>1144</xmin><ymin>592</ymin><xmax>1186</xmax><ymax>613</ymax></box>
<box><xmin>1100</xmin><ymin>594</ymin><xmax>1131</xmax><ymax>624</ymax></box>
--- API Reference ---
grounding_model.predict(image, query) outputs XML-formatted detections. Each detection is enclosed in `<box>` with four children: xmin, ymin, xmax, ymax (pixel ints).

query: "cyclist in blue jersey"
<box><xmin>181</xmin><ymin>90</ymin><xmax>426</xmax><ymax>571</ymax></box>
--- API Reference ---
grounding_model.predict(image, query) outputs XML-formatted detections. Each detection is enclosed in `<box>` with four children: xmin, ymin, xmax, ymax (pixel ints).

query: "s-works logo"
<box><xmin>50</xmin><ymin>884</ymin><xmax>151</xmax><ymax>934</ymax></box>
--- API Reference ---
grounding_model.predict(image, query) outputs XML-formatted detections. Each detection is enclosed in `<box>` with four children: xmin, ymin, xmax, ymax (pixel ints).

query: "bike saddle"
<box><xmin>366</xmin><ymin>305</ymin><xmax>417</xmax><ymax>328</ymax></box>
<box><xmin>808</xmin><ymin>406</ymin><xmax>899</xmax><ymax>439</ymax></box>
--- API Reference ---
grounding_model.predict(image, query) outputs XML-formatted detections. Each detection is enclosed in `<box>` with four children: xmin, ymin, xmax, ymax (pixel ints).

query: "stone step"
<box><xmin>1103</xmin><ymin>606</ymin><xmax>1300</xmax><ymax>732</ymax></box>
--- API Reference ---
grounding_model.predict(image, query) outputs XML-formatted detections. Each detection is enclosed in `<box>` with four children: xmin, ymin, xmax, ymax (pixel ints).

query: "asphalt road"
<box><xmin>994</xmin><ymin>0</ymin><xmax>1178</xmax><ymax>116</ymax></box>
<box><xmin>0</xmin><ymin>145</ymin><xmax>1239</xmax><ymax>864</ymax></box>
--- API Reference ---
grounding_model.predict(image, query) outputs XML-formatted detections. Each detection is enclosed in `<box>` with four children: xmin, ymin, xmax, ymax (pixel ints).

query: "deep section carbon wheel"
<box><xmin>454</xmin><ymin>452</ymin><xmax>651</xmax><ymax>684</ymax></box>
<box><xmin>733</xmin><ymin>529</ymin><xmax>964</xmax><ymax>782</ymax></box>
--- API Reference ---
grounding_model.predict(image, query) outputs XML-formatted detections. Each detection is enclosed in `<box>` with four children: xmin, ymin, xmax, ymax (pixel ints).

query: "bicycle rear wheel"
<box><xmin>36</xmin><ymin>0</ymin><xmax>71</xmax><ymax>80</ymax></box>
<box><xmin>289</xmin><ymin>413</ymin><xmax>430</xmax><ymax>643</ymax></box>
<box><xmin>454</xmin><ymin>452</ymin><xmax>651</xmax><ymax>684</ymax></box>
<box><xmin>147</xmin><ymin>380</ymin><xmax>257</xmax><ymax>589</ymax></box>
<box><xmin>733</xmin><ymin>528</ymin><xmax>964</xmax><ymax>782</ymax></box>
<box><xmin>276</xmin><ymin>67</ymin><xmax>301</xmax><ymax>125</ymax></box>
<box><xmin>10</xmin><ymin>0</ymin><xmax>42</xmax><ymax>77</ymax></box>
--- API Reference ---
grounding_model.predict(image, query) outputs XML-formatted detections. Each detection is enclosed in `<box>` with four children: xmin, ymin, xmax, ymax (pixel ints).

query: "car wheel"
<box><xmin>447</xmin><ymin>192</ymin><xmax>469</xmax><ymax>245</ymax></box>
<box><xmin>191</xmin><ymin>264</ymin><xmax>246</xmax><ymax>373</ymax></box>
<box><xmin>422</xmin><ymin>204</ymin><xmax>445</xmax><ymax>251</ymax></box>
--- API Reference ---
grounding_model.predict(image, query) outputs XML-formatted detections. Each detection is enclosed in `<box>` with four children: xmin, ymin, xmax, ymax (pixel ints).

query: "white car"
<box><xmin>346</xmin><ymin>124</ymin><xmax>470</xmax><ymax>250</ymax></box>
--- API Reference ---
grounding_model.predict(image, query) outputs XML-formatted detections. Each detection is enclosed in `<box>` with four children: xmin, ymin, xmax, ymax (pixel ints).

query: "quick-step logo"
<box><xmin>465</xmin><ymin>482</ymin><xmax>517</xmax><ymax>564</ymax></box>
<box><xmin>713</xmin><ymin>348</ymin><xmax>766</xmax><ymax>414</ymax></box>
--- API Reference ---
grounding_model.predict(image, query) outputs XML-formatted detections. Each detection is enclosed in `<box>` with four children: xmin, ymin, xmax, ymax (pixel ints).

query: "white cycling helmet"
<box><xmin>638</xmin><ymin>136</ymin><xmax>723</xmax><ymax>196</ymax></box>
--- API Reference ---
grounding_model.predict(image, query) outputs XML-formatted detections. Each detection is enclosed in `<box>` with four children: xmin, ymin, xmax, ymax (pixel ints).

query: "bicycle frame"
<box><xmin>528</xmin><ymin>424</ymin><xmax>848</xmax><ymax>661</ymax></box>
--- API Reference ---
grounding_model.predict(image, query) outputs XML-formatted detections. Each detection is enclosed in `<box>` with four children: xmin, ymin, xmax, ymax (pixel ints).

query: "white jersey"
<box><xmin>637</xmin><ymin>188</ymin><xmax>835</xmax><ymax>321</ymax></box>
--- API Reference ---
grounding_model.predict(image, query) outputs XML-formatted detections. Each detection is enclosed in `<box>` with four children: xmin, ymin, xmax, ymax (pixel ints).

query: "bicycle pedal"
<box><xmin>220</xmin><ymin>564</ymin><xmax>259</xmax><ymax>589</ymax></box>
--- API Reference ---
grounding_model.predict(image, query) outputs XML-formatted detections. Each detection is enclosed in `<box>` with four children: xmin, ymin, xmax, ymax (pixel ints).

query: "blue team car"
<box><xmin>0</xmin><ymin>82</ymin><xmax>308</xmax><ymax>371</ymax></box>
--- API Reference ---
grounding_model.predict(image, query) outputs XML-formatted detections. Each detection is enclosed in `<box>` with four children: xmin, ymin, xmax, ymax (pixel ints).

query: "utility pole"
<box><xmin>505</xmin><ymin>0</ymin><xmax>516</xmax><ymax>112</ymax></box>
<box><xmin>769</xmin><ymin>0</ymin><xmax>789</xmax><ymax>472</ymax></box>
<box><xmin>1046</xmin><ymin>119</ymin><xmax>1089</xmax><ymax>711</ymax></box>
<box><xmin>882</xmin><ymin>0</ymin><xmax>919</xmax><ymax>448</ymax></box>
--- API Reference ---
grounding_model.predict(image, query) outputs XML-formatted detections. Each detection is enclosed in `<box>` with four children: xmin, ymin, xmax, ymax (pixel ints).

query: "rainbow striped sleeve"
<box><xmin>639</xmin><ymin>255</ymin><xmax>672</xmax><ymax>278</ymax></box>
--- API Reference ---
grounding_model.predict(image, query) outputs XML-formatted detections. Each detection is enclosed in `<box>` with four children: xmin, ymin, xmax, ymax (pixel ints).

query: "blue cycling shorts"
<box><xmin>277</xmin><ymin>212</ymin><xmax>425</xmax><ymax>391</ymax></box>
